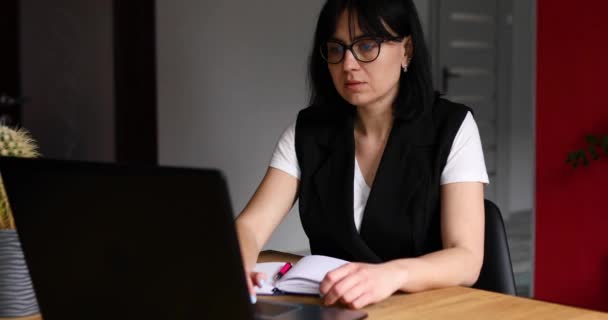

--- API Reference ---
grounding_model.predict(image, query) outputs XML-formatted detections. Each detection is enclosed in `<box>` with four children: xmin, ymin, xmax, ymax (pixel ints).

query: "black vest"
<box><xmin>295</xmin><ymin>98</ymin><xmax>470</xmax><ymax>263</ymax></box>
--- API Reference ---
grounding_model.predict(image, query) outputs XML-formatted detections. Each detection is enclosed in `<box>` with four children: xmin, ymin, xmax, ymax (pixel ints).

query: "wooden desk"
<box><xmin>1</xmin><ymin>316</ymin><xmax>38</xmax><ymax>320</ymax></box>
<box><xmin>4</xmin><ymin>251</ymin><xmax>607</xmax><ymax>320</ymax></box>
<box><xmin>258</xmin><ymin>250</ymin><xmax>608</xmax><ymax>320</ymax></box>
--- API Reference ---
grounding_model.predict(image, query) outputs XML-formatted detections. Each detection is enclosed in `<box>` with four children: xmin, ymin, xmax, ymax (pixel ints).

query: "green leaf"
<box><xmin>601</xmin><ymin>136</ymin><xmax>608</xmax><ymax>154</ymax></box>
<box><xmin>566</xmin><ymin>150</ymin><xmax>588</xmax><ymax>168</ymax></box>
<box><xmin>585</xmin><ymin>135</ymin><xmax>599</xmax><ymax>145</ymax></box>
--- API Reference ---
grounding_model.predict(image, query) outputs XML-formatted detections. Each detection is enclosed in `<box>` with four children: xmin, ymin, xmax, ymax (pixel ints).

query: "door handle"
<box><xmin>442</xmin><ymin>66</ymin><xmax>461</xmax><ymax>93</ymax></box>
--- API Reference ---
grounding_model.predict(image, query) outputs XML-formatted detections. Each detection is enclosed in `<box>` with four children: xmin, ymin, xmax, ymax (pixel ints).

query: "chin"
<box><xmin>340</xmin><ymin>93</ymin><xmax>370</xmax><ymax>107</ymax></box>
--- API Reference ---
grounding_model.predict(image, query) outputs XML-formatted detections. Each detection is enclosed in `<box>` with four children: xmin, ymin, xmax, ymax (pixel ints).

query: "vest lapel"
<box><xmin>359</xmin><ymin>115</ymin><xmax>435</xmax><ymax>260</ymax></box>
<box><xmin>312</xmin><ymin>115</ymin><xmax>381</xmax><ymax>263</ymax></box>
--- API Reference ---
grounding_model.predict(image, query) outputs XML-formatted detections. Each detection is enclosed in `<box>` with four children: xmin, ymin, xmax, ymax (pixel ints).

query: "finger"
<box><xmin>324</xmin><ymin>271</ymin><xmax>363</xmax><ymax>306</ymax></box>
<box><xmin>319</xmin><ymin>263</ymin><xmax>359</xmax><ymax>295</ymax></box>
<box><xmin>252</xmin><ymin>272</ymin><xmax>268</xmax><ymax>288</ymax></box>
<box><xmin>245</xmin><ymin>273</ymin><xmax>254</xmax><ymax>293</ymax></box>
<box><xmin>245</xmin><ymin>274</ymin><xmax>257</xmax><ymax>303</ymax></box>
<box><xmin>339</xmin><ymin>281</ymin><xmax>366</xmax><ymax>306</ymax></box>
<box><xmin>350</xmin><ymin>292</ymin><xmax>374</xmax><ymax>310</ymax></box>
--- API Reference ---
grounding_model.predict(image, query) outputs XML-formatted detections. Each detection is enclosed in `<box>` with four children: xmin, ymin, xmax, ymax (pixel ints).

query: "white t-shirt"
<box><xmin>269</xmin><ymin>111</ymin><xmax>489</xmax><ymax>232</ymax></box>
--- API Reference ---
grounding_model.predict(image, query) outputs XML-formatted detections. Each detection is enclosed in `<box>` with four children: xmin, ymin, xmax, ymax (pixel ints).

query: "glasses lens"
<box><xmin>322</xmin><ymin>41</ymin><xmax>344</xmax><ymax>63</ymax></box>
<box><xmin>353</xmin><ymin>39</ymin><xmax>380</xmax><ymax>62</ymax></box>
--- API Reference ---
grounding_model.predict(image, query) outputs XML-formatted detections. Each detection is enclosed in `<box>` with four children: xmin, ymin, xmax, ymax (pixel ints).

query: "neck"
<box><xmin>354</xmin><ymin>103</ymin><xmax>394</xmax><ymax>140</ymax></box>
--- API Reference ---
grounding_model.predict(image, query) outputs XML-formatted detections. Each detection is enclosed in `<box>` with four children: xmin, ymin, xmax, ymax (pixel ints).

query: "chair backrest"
<box><xmin>473</xmin><ymin>199</ymin><xmax>517</xmax><ymax>295</ymax></box>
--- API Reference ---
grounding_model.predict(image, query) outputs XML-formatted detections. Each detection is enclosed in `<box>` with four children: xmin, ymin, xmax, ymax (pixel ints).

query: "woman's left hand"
<box><xmin>319</xmin><ymin>262</ymin><xmax>407</xmax><ymax>309</ymax></box>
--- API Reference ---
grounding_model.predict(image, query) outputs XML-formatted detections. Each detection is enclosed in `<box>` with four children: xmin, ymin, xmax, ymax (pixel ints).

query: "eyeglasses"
<box><xmin>320</xmin><ymin>36</ymin><xmax>403</xmax><ymax>64</ymax></box>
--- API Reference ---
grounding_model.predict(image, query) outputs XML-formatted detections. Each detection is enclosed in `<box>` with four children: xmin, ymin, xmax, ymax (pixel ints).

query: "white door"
<box><xmin>434</xmin><ymin>0</ymin><xmax>512</xmax><ymax>211</ymax></box>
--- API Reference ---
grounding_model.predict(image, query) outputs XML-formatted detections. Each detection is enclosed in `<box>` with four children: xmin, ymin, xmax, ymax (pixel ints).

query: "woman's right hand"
<box><xmin>246</xmin><ymin>270</ymin><xmax>269</xmax><ymax>303</ymax></box>
<box><xmin>235</xmin><ymin>168</ymin><xmax>299</xmax><ymax>303</ymax></box>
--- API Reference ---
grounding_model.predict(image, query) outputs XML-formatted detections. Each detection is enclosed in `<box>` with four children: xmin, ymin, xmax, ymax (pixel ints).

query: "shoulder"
<box><xmin>430</xmin><ymin>97</ymin><xmax>472</xmax><ymax>126</ymax></box>
<box><xmin>419</xmin><ymin>96</ymin><xmax>474</xmax><ymax>150</ymax></box>
<box><xmin>427</xmin><ymin>97</ymin><xmax>474</xmax><ymax>142</ymax></box>
<box><xmin>295</xmin><ymin>104</ymin><xmax>351</xmax><ymax>138</ymax></box>
<box><xmin>296</xmin><ymin>104</ymin><xmax>348</xmax><ymax>125</ymax></box>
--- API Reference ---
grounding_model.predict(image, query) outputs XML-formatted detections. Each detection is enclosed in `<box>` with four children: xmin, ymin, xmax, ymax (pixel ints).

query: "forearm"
<box><xmin>234</xmin><ymin>168</ymin><xmax>299</xmax><ymax>271</ymax></box>
<box><xmin>387</xmin><ymin>246</ymin><xmax>482</xmax><ymax>293</ymax></box>
<box><xmin>235</xmin><ymin>219</ymin><xmax>262</xmax><ymax>271</ymax></box>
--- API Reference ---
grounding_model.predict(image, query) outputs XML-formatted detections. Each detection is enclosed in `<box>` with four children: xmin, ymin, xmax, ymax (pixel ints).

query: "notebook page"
<box><xmin>281</xmin><ymin>255</ymin><xmax>349</xmax><ymax>283</ymax></box>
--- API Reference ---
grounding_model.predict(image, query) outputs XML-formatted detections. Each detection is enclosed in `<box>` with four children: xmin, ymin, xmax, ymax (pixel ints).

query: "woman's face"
<box><xmin>327</xmin><ymin>10</ymin><xmax>411</xmax><ymax>110</ymax></box>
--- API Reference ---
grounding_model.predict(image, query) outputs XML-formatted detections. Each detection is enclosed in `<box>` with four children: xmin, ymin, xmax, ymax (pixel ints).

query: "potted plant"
<box><xmin>566</xmin><ymin>134</ymin><xmax>608</xmax><ymax>167</ymax></box>
<box><xmin>0</xmin><ymin>125</ymin><xmax>40</xmax><ymax>317</ymax></box>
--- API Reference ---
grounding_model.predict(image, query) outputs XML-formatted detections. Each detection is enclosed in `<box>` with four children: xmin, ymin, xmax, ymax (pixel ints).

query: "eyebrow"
<box><xmin>328</xmin><ymin>34</ymin><xmax>374</xmax><ymax>43</ymax></box>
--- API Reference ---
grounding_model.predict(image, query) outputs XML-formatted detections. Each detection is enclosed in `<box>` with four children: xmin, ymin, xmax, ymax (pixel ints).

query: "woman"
<box><xmin>235</xmin><ymin>0</ymin><xmax>488</xmax><ymax>310</ymax></box>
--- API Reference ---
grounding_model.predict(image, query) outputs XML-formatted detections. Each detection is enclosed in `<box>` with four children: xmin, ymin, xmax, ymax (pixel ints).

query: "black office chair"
<box><xmin>472</xmin><ymin>199</ymin><xmax>517</xmax><ymax>295</ymax></box>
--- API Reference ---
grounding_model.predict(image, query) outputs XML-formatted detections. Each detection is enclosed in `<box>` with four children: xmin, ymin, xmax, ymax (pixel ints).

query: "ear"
<box><xmin>402</xmin><ymin>36</ymin><xmax>414</xmax><ymax>67</ymax></box>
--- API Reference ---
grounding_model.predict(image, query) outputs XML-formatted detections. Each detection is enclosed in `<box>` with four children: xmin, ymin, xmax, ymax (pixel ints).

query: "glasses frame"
<box><xmin>320</xmin><ymin>36</ymin><xmax>404</xmax><ymax>64</ymax></box>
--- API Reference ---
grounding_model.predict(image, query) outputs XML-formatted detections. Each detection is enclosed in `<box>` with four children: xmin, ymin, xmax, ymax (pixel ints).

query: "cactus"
<box><xmin>0</xmin><ymin>126</ymin><xmax>39</xmax><ymax>229</ymax></box>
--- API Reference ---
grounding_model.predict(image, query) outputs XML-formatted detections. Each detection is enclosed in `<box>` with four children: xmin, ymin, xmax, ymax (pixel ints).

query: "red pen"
<box><xmin>274</xmin><ymin>262</ymin><xmax>292</xmax><ymax>280</ymax></box>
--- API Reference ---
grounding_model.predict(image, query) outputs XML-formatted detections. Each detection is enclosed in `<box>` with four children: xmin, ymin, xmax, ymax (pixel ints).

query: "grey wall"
<box><xmin>20</xmin><ymin>0</ymin><xmax>115</xmax><ymax>162</ymax></box>
<box><xmin>156</xmin><ymin>0</ymin><xmax>326</xmax><ymax>253</ymax></box>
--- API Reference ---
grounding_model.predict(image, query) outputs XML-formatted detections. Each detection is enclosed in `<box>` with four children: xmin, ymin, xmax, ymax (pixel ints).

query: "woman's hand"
<box><xmin>319</xmin><ymin>262</ymin><xmax>406</xmax><ymax>309</ymax></box>
<box><xmin>245</xmin><ymin>270</ymin><xmax>268</xmax><ymax>304</ymax></box>
<box><xmin>235</xmin><ymin>167</ymin><xmax>300</xmax><ymax>303</ymax></box>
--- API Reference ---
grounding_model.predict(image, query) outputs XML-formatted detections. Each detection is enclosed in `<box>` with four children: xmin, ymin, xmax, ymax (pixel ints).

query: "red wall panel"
<box><xmin>536</xmin><ymin>0</ymin><xmax>608</xmax><ymax>311</ymax></box>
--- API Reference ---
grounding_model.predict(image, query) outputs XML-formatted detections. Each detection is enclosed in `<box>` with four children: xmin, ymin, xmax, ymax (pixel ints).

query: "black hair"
<box><xmin>308</xmin><ymin>0</ymin><xmax>435</xmax><ymax>120</ymax></box>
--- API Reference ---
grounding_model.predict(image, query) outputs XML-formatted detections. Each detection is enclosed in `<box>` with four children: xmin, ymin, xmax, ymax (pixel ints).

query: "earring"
<box><xmin>402</xmin><ymin>57</ymin><xmax>412</xmax><ymax>73</ymax></box>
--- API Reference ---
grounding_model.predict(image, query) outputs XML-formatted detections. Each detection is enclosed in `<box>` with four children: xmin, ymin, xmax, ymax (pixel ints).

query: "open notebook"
<box><xmin>254</xmin><ymin>255</ymin><xmax>349</xmax><ymax>296</ymax></box>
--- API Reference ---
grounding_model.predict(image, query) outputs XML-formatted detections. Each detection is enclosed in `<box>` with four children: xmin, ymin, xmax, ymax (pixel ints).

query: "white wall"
<box><xmin>156</xmin><ymin>0</ymin><xmax>432</xmax><ymax>253</ymax></box>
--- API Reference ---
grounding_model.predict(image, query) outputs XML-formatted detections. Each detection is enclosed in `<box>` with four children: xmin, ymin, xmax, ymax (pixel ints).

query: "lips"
<box><xmin>345</xmin><ymin>80</ymin><xmax>364</xmax><ymax>85</ymax></box>
<box><xmin>345</xmin><ymin>81</ymin><xmax>365</xmax><ymax>90</ymax></box>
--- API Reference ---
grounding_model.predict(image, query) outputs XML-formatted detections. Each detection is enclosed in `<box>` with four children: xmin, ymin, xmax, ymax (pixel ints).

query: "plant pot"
<box><xmin>0</xmin><ymin>229</ymin><xmax>39</xmax><ymax>317</ymax></box>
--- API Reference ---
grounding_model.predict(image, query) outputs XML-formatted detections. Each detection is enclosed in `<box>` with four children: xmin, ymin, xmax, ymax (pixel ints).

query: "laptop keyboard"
<box><xmin>254</xmin><ymin>301</ymin><xmax>302</xmax><ymax>319</ymax></box>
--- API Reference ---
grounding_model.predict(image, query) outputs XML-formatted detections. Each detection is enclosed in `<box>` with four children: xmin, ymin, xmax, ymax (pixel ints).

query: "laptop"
<box><xmin>0</xmin><ymin>158</ymin><xmax>367</xmax><ymax>320</ymax></box>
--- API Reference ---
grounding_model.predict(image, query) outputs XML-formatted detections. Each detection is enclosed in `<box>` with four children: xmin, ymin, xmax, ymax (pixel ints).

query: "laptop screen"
<box><xmin>0</xmin><ymin>158</ymin><xmax>254</xmax><ymax>320</ymax></box>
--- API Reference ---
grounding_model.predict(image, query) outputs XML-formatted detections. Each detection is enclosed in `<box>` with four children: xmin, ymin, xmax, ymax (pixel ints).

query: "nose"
<box><xmin>342</xmin><ymin>49</ymin><xmax>360</xmax><ymax>71</ymax></box>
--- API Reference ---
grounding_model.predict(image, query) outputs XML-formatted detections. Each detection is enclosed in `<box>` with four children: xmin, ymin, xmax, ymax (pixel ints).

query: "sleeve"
<box><xmin>269</xmin><ymin>121</ymin><xmax>301</xmax><ymax>179</ymax></box>
<box><xmin>440</xmin><ymin>112</ymin><xmax>490</xmax><ymax>185</ymax></box>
